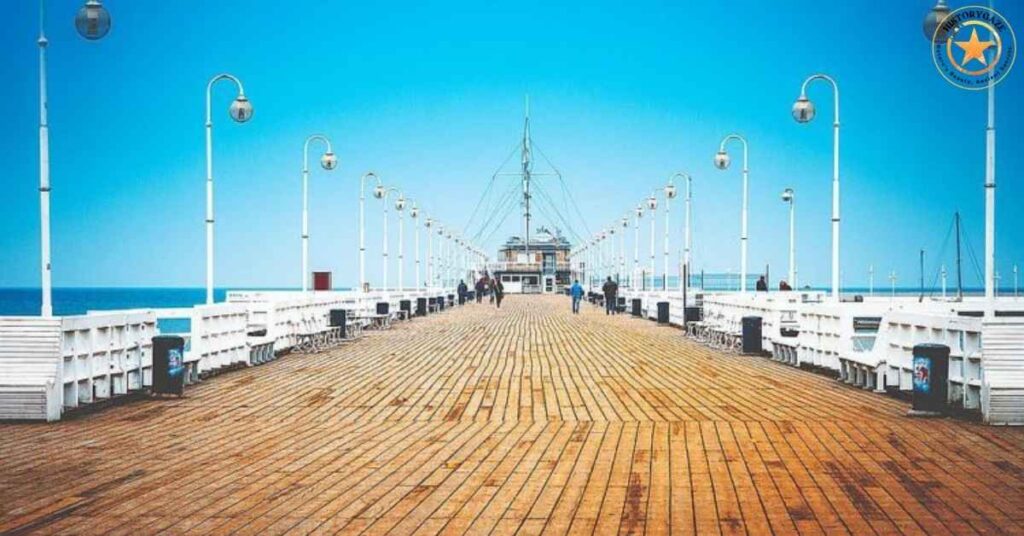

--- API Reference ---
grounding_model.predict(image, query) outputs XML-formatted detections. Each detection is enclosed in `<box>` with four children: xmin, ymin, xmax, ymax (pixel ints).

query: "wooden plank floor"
<box><xmin>2</xmin><ymin>295</ymin><xmax>1024</xmax><ymax>535</ymax></box>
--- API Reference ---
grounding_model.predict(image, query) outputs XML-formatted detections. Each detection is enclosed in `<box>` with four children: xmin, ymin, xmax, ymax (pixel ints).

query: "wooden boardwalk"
<box><xmin>2</xmin><ymin>295</ymin><xmax>1023</xmax><ymax>535</ymax></box>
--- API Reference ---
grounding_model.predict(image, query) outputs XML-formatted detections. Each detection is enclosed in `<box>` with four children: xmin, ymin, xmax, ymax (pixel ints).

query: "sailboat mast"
<box><xmin>522</xmin><ymin>95</ymin><xmax>532</xmax><ymax>260</ymax></box>
<box><xmin>955</xmin><ymin>211</ymin><xmax>964</xmax><ymax>300</ymax></box>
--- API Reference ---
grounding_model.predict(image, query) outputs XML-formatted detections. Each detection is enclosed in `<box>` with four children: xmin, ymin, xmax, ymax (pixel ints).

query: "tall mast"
<box><xmin>522</xmin><ymin>95</ymin><xmax>532</xmax><ymax>260</ymax></box>
<box><xmin>955</xmin><ymin>211</ymin><xmax>964</xmax><ymax>301</ymax></box>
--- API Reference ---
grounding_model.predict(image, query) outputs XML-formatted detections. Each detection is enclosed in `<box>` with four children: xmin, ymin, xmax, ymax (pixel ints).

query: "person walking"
<box><xmin>602</xmin><ymin>276</ymin><xmax>618</xmax><ymax>315</ymax></box>
<box><xmin>474</xmin><ymin>277</ymin><xmax>485</xmax><ymax>303</ymax></box>
<box><xmin>569</xmin><ymin>279</ymin><xmax>584</xmax><ymax>314</ymax></box>
<box><xmin>457</xmin><ymin>279</ymin><xmax>468</xmax><ymax>305</ymax></box>
<box><xmin>494</xmin><ymin>278</ymin><xmax>505</xmax><ymax>308</ymax></box>
<box><xmin>488</xmin><ymin>276</ymin><xmax>496</xmax><ymax>304</ymax></box>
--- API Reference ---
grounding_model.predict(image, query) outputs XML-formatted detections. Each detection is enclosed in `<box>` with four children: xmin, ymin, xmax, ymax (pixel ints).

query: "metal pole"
<box><xmin>37</xmin><ymin>0</ymin><xmax>52</xmax><ymax>316</ymax></box>
<box><xmin>985</xmin><ymin>50</ymin><xmax>996</xmax><ymax>312</ymax></box>
<box><xmin>614</xmin><ymin>223</ymin><xmax>622</xmax><ymax>280</ymax></box>
<box><xmin>664</xmin><ymin>195</ymin><xmax>670</xmax><ymax>290</ymax></box>
<box><xmin>741</xmin><ymin>149</ymin><xmax>749</xmax><ymax>293</ymax></box>
<box><xmin>634</xmin><ymin>211</ymin><xmax>640</xmax><ymax>289</ymax></box>
<box><xmin>205</xmin><ymin>73</ymin><xmax>246</xmax><ymax>305</ymax></box>
<box><xmin>382</xmin><ymin>191</ymin><xmax>390</xmax><ymax>291</ymax></box>
<box><xmin>649</xmin><ymin>208</ymin><xmax>656</xmax><ymax>290</ymax></box>
<box><xmin>427</xmin><ymin>224</ymin><xmax>433</xmax><ymax>289</ymax></box>
<box><xmin>300</xmin><ymin>135</ymin><xmax>331</xmax><ymax>293</ymax></box>
<box><xmin>869</xmin><ymin>265</ymin><xmax>874</xmax><ymax>297</ymax></box>
<box><xmin>398</xmin><ymin>206</ymin><xmax>404</xmax><ymax>290</ymax></box>
<box><xmin>684</xmin><ymin>176</ymin><xmax>692</xmax><ymax>290</ymax></box>
<box><xmin>718</xmin><ymin>135</ymin><xmax>749</xmax><ymax>292</ymax></box>
<box><xmin>359</xmin><ymin>173</ymin><xmax>376</xmax><ymax>291</ymax></box>
<box><xmin>789</xmin><ymin>196</ymin><xmax>796</xmax><ymax>286</ymax></box>
<box><xmin>414</xmin><ymin>211</ymin><xmax>421</xmax><ymax>288</ymax></box>
<box><xmin>941</xmin><ymin>265</ymin><xmax>947</xmax><ymax>298</ymax></box>
<box><xmin>799</xmin><ymin>74</ymin><xmax>841</xmax><ymax>301</ymax></box>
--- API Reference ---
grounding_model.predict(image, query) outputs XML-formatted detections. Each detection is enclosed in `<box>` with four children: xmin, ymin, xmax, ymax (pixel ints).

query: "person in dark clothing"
<box><xmin>488</xmin><ymin>276</ymin><xmax>496</xmax><ymax>303</ymax></box>
<box><xmin>779</xmin><ymin>280</ymin><xmax>793</xmax><ymax>291</ymax></box>
<box><xmin>474</xmin><ymin>278</ymin><xmax>485</xmax><ymax>303</ymax></box>
<box><xmin>457</xmin><ymin>280</ymin><xmax>468</xmax><ymax>304</ymax></box>
<box><xmin>493</xmin><ymin>279</ymin><xmax>505</xmax><ymax>308</ymax></box>
<box><xmin>756</xmin><ymin>276</ymin><xmax>768</xmax><ymax>292</ymax></box>
<box><xmin>601</xmin><ymin>277</ymin><xmax>618</xmax><ymax>315</ymax></box>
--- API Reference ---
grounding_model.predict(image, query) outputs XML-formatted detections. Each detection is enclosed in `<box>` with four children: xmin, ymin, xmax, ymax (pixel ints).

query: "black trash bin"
<box><xmin>617</xmin><ymin>296</ymin><xmax>626</xmax><ymax>312</ymax></box>
<box><xmin>376</xmin><ymin>302</ymin><xmax>390</xmax><ymax>316</ymax></box>
<box><xmin>684</xmin><ymin>306</ymin><xmax>702</xmax><ymax>323</ymax></box>
<box><xmin>152</xmin><ymin>335</ymin><xmax>185</xmax><ymax>396</ymax></box>
<box><xmin>447</xmin><ymin>294</ymin><xmax>455</xmax><ymax>307</ymax></box>
<box><xmin>437</xmin><ymin>296</ymin><xmax>445</xmax><ymax>311</ymax></box>
<box><xmin>741</xmin><ymin>316</ymin><xmax>762</xmax><ymax>355</ymax></box>
<box><xmin>656</xmin><ymin>302</ymin><xmax>670</xmax><ymax>324</ymax></box>
<box><xmin>399</xmin><ymin>300</ymin><xmax>411</xmax><ymax>319</ymax></box>
<box><xmin>330</xmin><ymin>309</ymin><xmax>348</xmax><ymax>338</ymax></box>
<box><xmin>909</xmin><ymin>343</ymin><xmax>950</xmax><ymax>416</ymax></box>
<box><xmin>416</xmin><ymin>297</ymin><xmax>428</xmax><ymax>317</ymax></box>
<box><xmin>631</xmin><ymin>299</ymin><xmax>642</xmax><ymax>317</ymax></box>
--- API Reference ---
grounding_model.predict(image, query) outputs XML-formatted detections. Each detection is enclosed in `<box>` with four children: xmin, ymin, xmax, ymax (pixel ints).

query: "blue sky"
<box><xmin>1</xmin><ymin>0</ymin><xmax>1021</xmax><ymax>290</ymax></box>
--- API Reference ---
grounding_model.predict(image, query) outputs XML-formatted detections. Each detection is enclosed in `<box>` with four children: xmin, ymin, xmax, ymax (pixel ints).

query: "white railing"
<box><xmin>981</xmin><ymin>317</ymin><xmax>1024</xmax><ymax>425</ymax></box>
<box><xmin>0</xmin><ymin>317</ymin><xmax>63</xmax><ymax>421</ymax></box>
<box><xmin>59</xmin><ymin>310</ymin><xmax>157</xmax><ymax>413</ymax></box>
<box><xmin>1</xmin><ymin>288</ymin><xmax>461</xmax><ymax>422</ymax></box>
<box><xmin>190</xmin><ymin>303</ymin><xmax>250</xmax><ymax>375</ymax></box>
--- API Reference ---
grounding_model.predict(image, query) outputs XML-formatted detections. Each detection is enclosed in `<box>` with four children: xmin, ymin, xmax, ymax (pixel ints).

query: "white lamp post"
<box><xmin>204</xmin><ymin>74</ymin><xmax>253</xmax><ymax>304</ymax></box>
<box><xmin>781</xmin><ymin>188</ymin><xmax>796</xmax><ymax>288</ymax></box>
<box><xmin>647</xmin><ymin>194</ymin><xmax>657</xmax><ymax>289</ymax></box>
<box><xmin>633</xmin><ymin>205</ymin><xmax>643</xmax><ymax>289</ymax></box>
<box><xmin>425</xmin><ymin>218</ymin><xmax>434</xmax><ymax>288</ymax></box>
<box><xmin>869</xmin><ymin>265</ymin><xmax>875</xmax><ymax>296</ymax></box>
<box><xmin>671</xmin><ymin>172</ymin><xmax>693</xmax><ymax>291</ymax></box>
<box><xmin>36</xmin><ymin>0</ymin><xmax>112</xmax><ymax>316</ymax></box>
<box><xmin>941</xmin><ymin>265</ymin><xmax>948</xmax><ymax>298</ymax></box>
<box><xmin>714</xmin><ymin>134</ymin><xmax>749</xmax><ymax>293</ymax></box>
<box><xmin>620</xmin><ymin>217</ymin><xmax>628</xmax><ymax>282</ymax></box>
<box><xmin>395</xmin><ymin>193</ymin><xmax>406</xmax><ymax>291</ymax></box>
<box><xmin>412</xmin><ymin>204</ymin><xmax>420</xmax><ymax>288</ymax></box>
<box><xmin>379</xmin><ymin>186</ymin><xmax>400</xmax><ymax>291</ymax></box>
<box><xmin>300</xmin><ymin>135</ymin><xmax>336</xmax><ymax>292</ymax></box>
<box><xmin>793</xmin><ymin>74</ymin><xmax>841</xmax><ymax>301</ymax></box>
<box><xmin>359</xmin><ymin>172</ymin><xmax>381</xmax><ymax>292</ymax></box>
<box><xmin>663</xmin><ymin>179</ymin><xmax>677</xmax><ymax>290</ymax></box>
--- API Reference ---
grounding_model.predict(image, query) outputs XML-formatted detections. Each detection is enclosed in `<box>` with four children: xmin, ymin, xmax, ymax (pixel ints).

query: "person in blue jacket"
<box><xmin>569</xmin><ymin>279</ymin><xmax>584</xmax><ymax>314</ymax></box>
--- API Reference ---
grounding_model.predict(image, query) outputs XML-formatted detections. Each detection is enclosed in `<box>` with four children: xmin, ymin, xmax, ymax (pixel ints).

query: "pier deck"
<box><xmin>2</xmin><ymin>295</ymin><xmax>1023</xmax><ymax>535</ymax></box>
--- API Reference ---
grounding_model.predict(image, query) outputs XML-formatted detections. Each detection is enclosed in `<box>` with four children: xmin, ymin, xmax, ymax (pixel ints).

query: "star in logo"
<box><xmin>954</xmin><ymin>28</ymin><xmax>995</xmax><ymax>67</ymax></box>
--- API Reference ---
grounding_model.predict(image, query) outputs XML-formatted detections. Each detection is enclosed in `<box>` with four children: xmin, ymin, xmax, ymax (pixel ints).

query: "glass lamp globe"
<box><xmin>781</xmin><ymin>188</ymin><xmax>794</xmax><ymax>203</ymax></box>
<box><xmin>924</xmin><ymin>1</ymin><xmax>951</xmax><ymax>42</ymax></box>
<box><xmin>425</xmin><ymin>218</ymin><xmax>433</xmax><ymax>228</ymax></box>
<box><xmin>395</xmin><ymin>196</ymin><xmax>406</xmax><ymax>211</ymax></box>
<box><xmin>410</xmin><ymin>206</ymin><xmax>419</xmax><ymax>218</ymax></box>
<box><xmin>229</xmin><ymin>95</ymin><xmax>253</xmax><ymax>123</ymax></box>
<box><xmin>75</xmin><ymin>0</ymin><xmax>111</xmax><ymax>40</ymax></box>
<box><xmin>665</xmin><ymin>183</ymin><xmax>677</xmax><ymax>199</ymax></box>
<box><xmin>373</xmin><ymin>185</ymin><xmax>385</xmax><ymax>199</ymax></box>
<box><xmin>320</xmin><ymin>151</ymin><xmax>337</xmax><ymax>170</ymax></box>
<box><xmin>647</xmin><ymin>196</ymin><xmax>657</xmax><ymax>210</ymax></box>
<box><xmin>714</xmin><ymin>150</ymin><xmax>730</xmax><ymax>170</ymax></box>
<box><xmin>622</xmin><ymin>218</ymin><xmax>628</xmax><ymax>228</ymax></box>
<box><xmin>636</xmin><ymin>206</ymin><xmax>643</xmax><ymax>218</ymax></box>
<box><xmin>792</xmin><ymin>96</ymin><xmax>815</xmax><ymax>123</ymax></box>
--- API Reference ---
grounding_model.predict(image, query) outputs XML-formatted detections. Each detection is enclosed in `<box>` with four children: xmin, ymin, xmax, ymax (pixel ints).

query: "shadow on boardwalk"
<box><xmin>2</xmin><ymin>295</ymin><xmax>1023</xmax><ymax>535</ymax></box>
